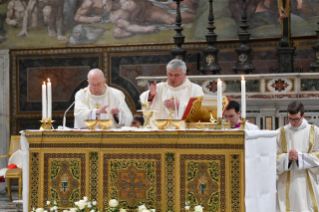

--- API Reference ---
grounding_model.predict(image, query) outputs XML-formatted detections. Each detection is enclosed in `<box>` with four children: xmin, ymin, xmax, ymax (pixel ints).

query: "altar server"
<box><xmin>223</xmin><ymin>100</ymin><xmax>259</xmax><ymax>130</ymax></box>
<box><xmin>140</xmin><ymin>59</ymin><xmax>204</xmax><ymax>123</ymax></box>
<box><xmin>74</xmin><ymin>69</ymin><xmax>133</xmax><ymax>128</ymax></box>
<box><xmin>276</xmin><ymin>101</ymin><xmax>319</xmax><ymax>212</ymax></box>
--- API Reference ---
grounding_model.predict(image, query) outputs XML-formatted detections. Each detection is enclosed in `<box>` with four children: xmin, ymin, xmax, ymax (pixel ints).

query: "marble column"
<box><xmin>0</xmin><ymin>50</ymin><xmax>10</xmax><ymax>169</ymax></box>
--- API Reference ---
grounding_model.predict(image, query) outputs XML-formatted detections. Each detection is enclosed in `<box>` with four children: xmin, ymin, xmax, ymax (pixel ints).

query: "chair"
<box><xmin>0</xmin><ymin>135</ymin><xmax>22</xmax><ymax>201</ymax></box>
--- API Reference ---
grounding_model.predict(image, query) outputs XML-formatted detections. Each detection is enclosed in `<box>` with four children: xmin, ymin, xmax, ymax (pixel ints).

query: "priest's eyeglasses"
<box><xmin>288</xmin><ymin>117</ymin><xmax>302</xmax><ymax>123</ymax></box>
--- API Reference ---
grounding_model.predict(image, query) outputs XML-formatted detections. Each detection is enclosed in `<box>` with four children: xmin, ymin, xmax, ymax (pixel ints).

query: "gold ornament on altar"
<box><xmin>84</xmin><ymin>120</ymin><xmax>98</xmax><ymax>130</ymax></box>
<box><xmin>153</xmin><ymin>119</ymin><xmax>170</xmax><ymax>130</ymax></box>
<box><xmin>40</xmin><ymin>118</ymin><xmax>54</xmax><ymax>130</ymax></box>
<box><xmin>99</xmin><ymin>119</ymin><xmax>113</xmax><ymax>130</ymax></box>
<box><xmin>141</xmin><ymin>101</ymin><xmax>154</xmax><ymax>129</ymax></box>
<box><xmin>184</xmin><ymin>96</ymin><xmax>230</xmax><ymax>129</ymax></box>
<box><xmin>170</xmin><ymin>119</ymin><xmax>185</xmax><ymax>130</ymax></box>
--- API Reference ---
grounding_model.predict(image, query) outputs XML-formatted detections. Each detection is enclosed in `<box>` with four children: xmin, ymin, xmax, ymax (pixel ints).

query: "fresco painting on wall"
<box><xmin>0</xmin><ymin>0</ymin><xmax>317</xmax><ymax>49</ymax></box>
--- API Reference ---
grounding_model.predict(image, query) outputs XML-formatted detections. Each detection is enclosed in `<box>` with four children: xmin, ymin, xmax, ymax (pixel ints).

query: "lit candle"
<box><xmin>217</xmin><ymin>79</ymin><xmax>222</xmax><ymax>118</ymax></box>
<box><xmin>42</xmin><ymin>81</ymin><xmax>47</xmax><ymax>120</ymax></box>
<box><xmin>241</xmin><ymin>76</ymin><xmax>246</xmax><ymax>119</ymax></box>
<box><xmin>47</xmin><ymin>78</ymin><xmax>52</xmax><ymax>119</ymax></box>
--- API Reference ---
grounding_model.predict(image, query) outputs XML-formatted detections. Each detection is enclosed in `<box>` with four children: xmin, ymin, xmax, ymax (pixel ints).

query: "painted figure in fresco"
<box><xmin>74</xmin><ymin>0</ymin><xmax>110</xmax><ymax>24</ymax></box>
<box><xmin>63</xmin><ymin>0</ymin><xmax>77</xmax><ymax>25</ymax></box>
<box><xmin>6</xmin><ymin>0</ymin><xmax>28</xmax><ymax>27</ymax></box>
<box><xmin>74</xmin><ymin>0</ymin><xmax>196</xmax><ymax>38</ymax></box>
<box><xmin>68</xmin><ymin>24</ymin><xmax>105</xmax><ymax>45</ymax></box>
<box><xmin>16</xmin><ymin>0</ymin><xmax>67</xmax><ymax>40</ymax></box>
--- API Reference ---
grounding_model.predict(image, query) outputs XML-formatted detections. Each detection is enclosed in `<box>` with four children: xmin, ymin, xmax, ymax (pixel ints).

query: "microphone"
<box><xmin>63</xmin><ymin>101</ymin><xmax>75</xmax><ymax>129</ymax></box>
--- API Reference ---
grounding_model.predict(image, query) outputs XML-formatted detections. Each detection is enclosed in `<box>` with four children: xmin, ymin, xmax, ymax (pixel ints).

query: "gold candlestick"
<box><xmin>238</xmin><ymin>118</ymin><xmax>246</xmax><ymax>130</ymax></box>
<box><xmin>40</xmin><ymin>118</ymin><xmax>54</xmax><ymax>130</ymax></box>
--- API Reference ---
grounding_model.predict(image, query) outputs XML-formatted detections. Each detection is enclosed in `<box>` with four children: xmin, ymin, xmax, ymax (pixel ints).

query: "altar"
<box><xmin>21</xmin><ymin>130</ymin><xmax>277</xmax><ymax>212</ymax></box>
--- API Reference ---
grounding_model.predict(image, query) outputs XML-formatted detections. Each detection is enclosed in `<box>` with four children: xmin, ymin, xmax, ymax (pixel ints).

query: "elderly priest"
<box><xmin>140</xmin><ymin>59</ymin><xmax>204</xmax><ymax>122</ymax></box>
<box><xmin>74</xmin><ymin>69</ymin><xmax>133</xmax><ymax>128</ymax></box>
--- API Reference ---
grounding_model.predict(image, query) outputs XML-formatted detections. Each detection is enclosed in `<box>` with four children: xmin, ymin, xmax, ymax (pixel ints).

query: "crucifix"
<box><xmin>276</xmin><ymin>0</ymin><xmax>296</xmax><ymax>72</ymax></box>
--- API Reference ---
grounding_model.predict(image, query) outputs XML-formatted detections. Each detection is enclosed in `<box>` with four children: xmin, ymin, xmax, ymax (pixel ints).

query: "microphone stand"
<box><xmin>63</xmin><ymin>101</ymin><xmax>75</xmax><ymax>129</ymax></box>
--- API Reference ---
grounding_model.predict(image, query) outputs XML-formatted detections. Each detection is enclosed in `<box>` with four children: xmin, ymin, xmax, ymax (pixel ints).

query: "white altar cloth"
<box><xmin>20</xmin><ymin>129</ymin><xmax>277</xmax><ymax>212</ymax></box>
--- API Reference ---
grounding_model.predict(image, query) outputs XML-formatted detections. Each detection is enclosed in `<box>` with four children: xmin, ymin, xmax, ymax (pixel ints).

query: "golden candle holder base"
<box><xmin>40</xmin><ymin>118</ymin><xmax>54</xmax><ymax>130</ymax></box>
<box><xmin>238</xmin><ymin>118</ymin><xmax>246</xmax><ymax>130</ymax></box>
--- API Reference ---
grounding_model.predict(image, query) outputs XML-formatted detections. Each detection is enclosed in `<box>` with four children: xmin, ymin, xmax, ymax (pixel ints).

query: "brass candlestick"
<box><xmin>239</xmin><ymin>118</ymin><xmax>247</xmax><ymax>130</ymax></box>
<box><xmin>40</xmin><ymin>118</ymin><xmax>54</xmax><ymax>130</ymax></box>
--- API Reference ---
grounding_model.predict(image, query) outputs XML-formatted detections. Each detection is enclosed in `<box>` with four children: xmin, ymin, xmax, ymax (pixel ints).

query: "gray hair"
<box><xmin>166</xmin><ymin>59</ymin><xmax>187</xmax><ymax>74</ymax></box>
<box><xmin>87</xmin><ymin>68</ymin><xmax>105</xmax><ymax>80</ymax></box>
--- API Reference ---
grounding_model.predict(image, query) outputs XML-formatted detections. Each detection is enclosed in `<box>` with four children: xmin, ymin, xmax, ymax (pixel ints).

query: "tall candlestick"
<box><xmin>241</xmin><ymin>76</ymin><xmax>246</xmax><ymax>118</ymax></box>
<box><xmin>47</xmin><ymin>78</ymin><xmax>52</xmax><ymax>119</ymax></box>
<box><xmin>42</xmin><ymin>81</ymin><xmax>47</xmax><ymax>120</ymax></box>
<box><xmin>217</xmin><ymin>79</ymin><xmax>222</xmax><ymax>118</ymax></box>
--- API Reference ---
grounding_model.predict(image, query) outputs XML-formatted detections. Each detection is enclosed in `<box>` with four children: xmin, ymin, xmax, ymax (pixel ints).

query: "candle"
<box><xmin>241</xmin><ymin>76</ymin><xmax>246</xmax><ymax>119</ymax></box>
<box><xmin>42</xmin><ymin>81</ymin><xmax>47</xmax><ymax>120</ymax></box>
<box><xmin>47</xmin><ymin>78</ymin><xmax>52</xmax><ymax>119</ymax></box>
<box><xmin>217</xmin><ymin>79</ymin><xmax>222</xmax><ymax>118</ymax></box>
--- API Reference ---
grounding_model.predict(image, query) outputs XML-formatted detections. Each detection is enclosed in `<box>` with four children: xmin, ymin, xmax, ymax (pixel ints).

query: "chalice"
<box><xmin>99</xmin><ymin>119</ymin><xmax>113</xmax><ymax>130</ymax></box>
<box><xmin>84</xmin><ymin>120</ymin><xmax>98</xmax><ymax>130</ymax></box>
<box><xmin>153</xmin><ymin>119</ymin><xmax>170</xmax><ymax>130</ymax></box>
<box><xmin>141</xmin><ymin>101</ymin><xmax>153</xmax><ymax>129</ymax></box>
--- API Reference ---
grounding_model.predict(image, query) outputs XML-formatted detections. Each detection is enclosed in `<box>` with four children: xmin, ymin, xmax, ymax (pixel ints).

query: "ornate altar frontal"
<box><xmin>25</xmin><ymin>130</ymin><xmax>245</xmax><ymax>212</ymax></box>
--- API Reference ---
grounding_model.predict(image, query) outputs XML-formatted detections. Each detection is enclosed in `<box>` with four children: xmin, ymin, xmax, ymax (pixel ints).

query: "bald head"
<box><xmin>87</xmin><ymin>69</ymin><xmax>105</xmax><ymax>81</ymax></box>
<box><xmin>87</xmin><ymin>69</ymin><xmax>106</xmax><ymax>95</ymax></box>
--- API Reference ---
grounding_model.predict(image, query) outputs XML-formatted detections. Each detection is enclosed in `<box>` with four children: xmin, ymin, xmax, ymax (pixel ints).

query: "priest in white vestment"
<box><xmin>223</xmin><ymin>100</ymin><xmax>259</xmax><ymax>130</ymax></box>
<box><xmin>277</xmin><ymin>101</ymin><xmax>319</xmax><ymax>212</ymax></box>
<box><xmin>74</xmin><ymin>69</ymin><xmax>133</xmax><ymax>128</ymax></box>
<box><xmin>140</xmin><ymin>59</ymin><xmax>204</xmax><ymax>126</ymax></box>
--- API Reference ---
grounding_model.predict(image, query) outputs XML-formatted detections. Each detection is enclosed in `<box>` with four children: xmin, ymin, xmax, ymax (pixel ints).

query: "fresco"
<box><xmin>0</xmin><ymin>0</ymin><xmax>317</xmax><ymax>48</ymax></box>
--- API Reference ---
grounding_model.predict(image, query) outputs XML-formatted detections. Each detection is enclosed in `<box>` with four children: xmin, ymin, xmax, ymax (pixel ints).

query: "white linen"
<box><xmin>20</xmin><ymin>132</ymin><xmax>29</xmax><ymax>212</ymax></box>
<box><xmin>74</xmin><ymin>85</ymin><xmax>133</xmax><ymax>128</ymax></box>
<box><xmin>245</xmin><ymin>130</ymin><xmax>277</xmax><ymax>212</ymax></box>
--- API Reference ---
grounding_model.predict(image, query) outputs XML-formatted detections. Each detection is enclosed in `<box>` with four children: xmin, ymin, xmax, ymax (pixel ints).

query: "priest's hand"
<box><xmin>163</xmin><ymin>98</ymin><xmax>180</xmax><ymax>110</ymax></box>
<box><xmin>289</xmin><ymin>149</ymin><xmax>298</xmax><ymax>160</ymax></box>
<box><xmin>111</xmin><ymin>108</ymin><xmax>120</xmax><ymax>115</ymax></box>
<box><xmin>149</xmin><ymin>82</ymin><xmax>157</xmax><ymax>101</ymax></box>
<box><xmin>96</xmin><ymin>105</ymin><xmax>109</xmax><ymax>114</ymax></box>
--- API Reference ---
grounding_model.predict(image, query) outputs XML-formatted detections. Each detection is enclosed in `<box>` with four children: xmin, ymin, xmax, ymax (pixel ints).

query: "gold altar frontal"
<box><xmin>25</xmin><ymin>130</ymin><xmax>245</xmax><ymax>212</ymax></box>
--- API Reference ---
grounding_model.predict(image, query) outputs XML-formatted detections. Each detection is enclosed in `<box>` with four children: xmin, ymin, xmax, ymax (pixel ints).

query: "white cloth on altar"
<box><xmin>74</xmin><ymin>85</ymin><xmax>133</xmax><ymax>128</ymax></box>
<box><xmin>245</xmin><ymin>130</ymin><xmax>277</xmax><ymax>212</ymax></box>
<box><xmin>20</xmin><ymin>132</ymin><xmax>29</xmax><ymax>212</ymax></box>
<box><xmin>140</xmin><ymin>78</ymin><xmax>204</xmax><ymax>128</ymax></box>
<box><xmin>276</xmin><ymin>119</ymin><xmax>319</xmax><ymax>212</ymax></box>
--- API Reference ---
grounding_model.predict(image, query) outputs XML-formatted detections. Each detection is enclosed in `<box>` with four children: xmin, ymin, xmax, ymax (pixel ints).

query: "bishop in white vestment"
<box><xmin>74</xmin><ymin>69</ymin><xmax>133</xmax><ymax>128</ymax></box>
<box><xmin>140</xmin><ymin>59</ymin><xmax>204</xmax><ymax>126</ymax></box>
<box><xmin>276</xmin><ymin>101</ymin><xmax>319</xmax><ymax>212</ymax></box>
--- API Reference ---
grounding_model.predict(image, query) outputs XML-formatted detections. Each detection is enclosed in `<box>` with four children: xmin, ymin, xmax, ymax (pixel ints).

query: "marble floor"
<box><xmin>0</xmin><ymin>184</ymin><xmax>21</xmax><ymax>212</ymax></box>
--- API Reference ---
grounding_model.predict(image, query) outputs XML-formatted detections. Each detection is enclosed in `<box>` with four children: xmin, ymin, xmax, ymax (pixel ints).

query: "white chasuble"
<box><xmin>140</xmin><ymin>78</ymin><xmax>204</xmax><ymax>127</ymax></box>
<box><xmin>74</xmin><ymin>85</ymin><xmax>133</xmax><ymax>128</ymax></box>
<box><xmin>276</xmin><ymin>119</ymin><xmax>319</xmax><ymax>212</ymax></box>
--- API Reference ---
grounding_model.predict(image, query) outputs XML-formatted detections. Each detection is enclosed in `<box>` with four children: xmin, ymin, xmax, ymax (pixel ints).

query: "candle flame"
<box><xmin>218</xmin><ymin>79</ymin><xmax>221</xmax><ymax>82</ymax></box>
<box><xmin>43</xmin><ymin>81</ymin><xmax>45</xmax><ymax>85</ymax></box>
<box><xmin>242</xmin><ymin>76</ymin><xmax>244</xmax><ymax>80</ymax></box>
<box><xmin>48</xmin><ymin>78</ymin><xmax>50</xmax><ymax>83</ymax></box>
